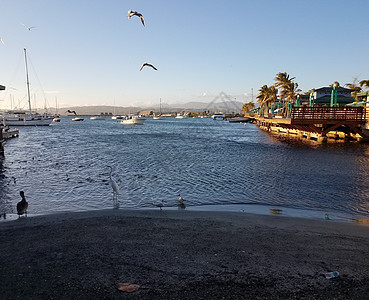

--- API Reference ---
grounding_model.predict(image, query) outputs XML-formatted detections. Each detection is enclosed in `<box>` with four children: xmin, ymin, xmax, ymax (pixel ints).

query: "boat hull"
<box><xmin>4</xmin><ymin>118</ymin><xmax>53</xmax><ymax>126</ymax></box>
<box><xmin>121</xmin><ymin>118</ymin><xmax>145</xmax><ymax>125</ymax></box>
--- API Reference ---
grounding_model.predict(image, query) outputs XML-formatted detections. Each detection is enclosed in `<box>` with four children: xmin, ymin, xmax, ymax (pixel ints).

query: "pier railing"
<box><xmin>291</xmin><ymin>106</ymin><xmax>365</xmax><ymax>123</ymax></box>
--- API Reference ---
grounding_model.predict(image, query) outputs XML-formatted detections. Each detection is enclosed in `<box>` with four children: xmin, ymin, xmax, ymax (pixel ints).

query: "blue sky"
<box><xmin>0</xmin><ymin>0</ymin><xmax>368</xmax><ymax>109</ymax></box>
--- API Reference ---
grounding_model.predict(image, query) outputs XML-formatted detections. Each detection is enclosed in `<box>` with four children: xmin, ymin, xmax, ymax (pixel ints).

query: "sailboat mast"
<box><xmin>24</xmin><ymin>48</ymin><xmax>32</xmax><ymax>112</ymax></box>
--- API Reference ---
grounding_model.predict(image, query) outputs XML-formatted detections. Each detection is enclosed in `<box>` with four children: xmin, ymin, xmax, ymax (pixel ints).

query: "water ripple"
<box><xmin>1</xmin><ymin>117</ymin><xmax>369</xmax><ymax>220</ymax></box>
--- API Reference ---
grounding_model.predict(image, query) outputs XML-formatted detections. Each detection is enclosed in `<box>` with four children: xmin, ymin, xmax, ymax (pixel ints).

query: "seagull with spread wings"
<box><xmin>128</xmin><ymin>10</ymin><xmax>145</xmax><ymax>27</ymax></box>
<box><xmin>21</xmin><ymin>23</ymin><xmax>36</xmax><ymax>31</ymax></box>
<box><xmin>140</xmin><ymin>62</ymin><xmax>158</xmax><ymax>71</ymax></box>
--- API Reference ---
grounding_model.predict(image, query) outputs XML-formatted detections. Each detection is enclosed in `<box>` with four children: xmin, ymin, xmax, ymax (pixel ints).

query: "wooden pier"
<box><xmin>256</xmin><ymin>106</ymin><xmax>367</xmax><ymax>143</ymax></box>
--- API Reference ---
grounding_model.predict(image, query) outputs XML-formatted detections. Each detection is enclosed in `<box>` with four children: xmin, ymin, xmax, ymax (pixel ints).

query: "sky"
<box><xmin>0</xmin><ymin>0</ymin><xmax>368</xmax><ymax>110</ymax></box>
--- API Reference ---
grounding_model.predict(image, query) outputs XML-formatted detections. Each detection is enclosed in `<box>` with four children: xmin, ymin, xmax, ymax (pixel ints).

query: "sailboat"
<box><xmin>153</xmin><ymin>98</ymin><xmax>164</xmax><ymax>120</ymax></box>
<box><xmin>3</xmin><ymin>49</ymin><xmax>53</xmax><ymax>126</ymax></box>
<box><xmin>52</xmin><ymin>97</ymin><xmax>61</xmax><ymax>122</ymax></box>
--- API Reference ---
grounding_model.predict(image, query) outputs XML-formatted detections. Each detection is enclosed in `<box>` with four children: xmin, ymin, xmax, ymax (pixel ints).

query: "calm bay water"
<box><xmin>1</xmin><ymin>116</ymin><xmax>369</xmax><ymax>221</ymax></box>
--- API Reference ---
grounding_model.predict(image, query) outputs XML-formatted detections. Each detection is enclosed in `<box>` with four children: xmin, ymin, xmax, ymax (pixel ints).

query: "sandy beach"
<box><xmin>1</xmin><ymin>209</ymin><xmax>369</xmax><ymax>299</ymax></box>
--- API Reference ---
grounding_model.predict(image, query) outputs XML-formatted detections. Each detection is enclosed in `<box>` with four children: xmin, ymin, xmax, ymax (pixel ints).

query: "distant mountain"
<box><xmin>43</xmin><ymin>100</ymin><xmax>244</xmax><ymax>116</ymax></box>
<box><xmin>53</xmin><ymin>106</ymin><xmax>143</xmax><ymax>116</ymax></box>
<box><xmin>174</xmin><ymin>101</ymin><xmax>244</xmax><ymax>112</ymax></box>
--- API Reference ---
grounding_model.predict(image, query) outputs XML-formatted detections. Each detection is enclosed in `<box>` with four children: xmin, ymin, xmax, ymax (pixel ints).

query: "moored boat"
<box><xmin>2</xmin><ymin>126</ymin><xmax>19</xmax><ymax>139</ymax></box>
<box><xmin>3</xmin><ymin>110</ymin><xmax>53</xmax><ymax>126</ymax></box>
<box><xmin>112</xmin><ymin>115</ymin><xmax>124</xmax><ymax>120</ymax></box>
<box><xmin>228</xmin><ymin>116</ymin><xmax>249</xmax><ymax>123</ymax></box>
<box><xmin>121</xmin><ymin>116</ymin><xmax>145</xmax><ymax>125</ymax></box>
<box><xmin>90</xmin><ymin>116</ymin><xmax>105</xmax><ymax>120</ymax></box>
<box><xmin>2</xmin><ymin>49</ymin><xmax>54</xmax><ymax>126</ymax></box>
<box><xmin>211</xmin><ymin>113</ymin><xmax>224</xmax><ymax>120</ymax></box>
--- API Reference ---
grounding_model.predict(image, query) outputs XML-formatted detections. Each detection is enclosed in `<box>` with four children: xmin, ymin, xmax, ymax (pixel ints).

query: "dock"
<box><xmin>0</xmin><ymin>126</ymin><xmax>19</xmax><ymax>155</ymax></box>
<box><xmin>255</xmin><ymin>106</ymin><xmax>368</xmax><ymax>143</ymax></box>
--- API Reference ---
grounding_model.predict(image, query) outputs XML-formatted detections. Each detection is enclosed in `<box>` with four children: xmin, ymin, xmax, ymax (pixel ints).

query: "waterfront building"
<box><xmin>307</xmin><ymin>87</ymin><xmax>354</xmax><ymax>106</ymax></box>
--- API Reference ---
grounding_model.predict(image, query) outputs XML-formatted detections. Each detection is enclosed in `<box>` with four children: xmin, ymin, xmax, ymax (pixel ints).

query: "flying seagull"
<box><xmin>128</xmin><ymin>10</ymin><xmax>145</xmax><ymax>27</ymax></box>
<box><xmin>67</xmin><ymin>110</ymin><xmax>77</xmax><ymax>115</ymax></box>
<box><xmin>21</xmin><ymin>24</ymin><xmax>36</xmax><ymax>31</ymax></box>
<box><xmin>0</xmin><ymin>37</ymin><xmax>4</xmax><ymax>44</ymax></box>
<box><xmin>140</xmin><ymin>62</ymin><xmax>157</xmax><ymax>71</ymax></box>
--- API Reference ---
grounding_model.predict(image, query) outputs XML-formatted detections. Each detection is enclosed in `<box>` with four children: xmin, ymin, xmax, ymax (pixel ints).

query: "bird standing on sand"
<box><xmin>128</xmin><ymin>10</ymin><xmax>145</xmax><ymax>26</ymax></box>
<box><xmin>140</xmin><ymin>62</ymin><xmax>158</xmax><ymax>71</ymax></box>
<box><xmin>107</xmin><ymin>166</ymin><xmax>120</xmax><ymax>209</ymax></box>
<box><xmin>153</xmin><ymin>200</ymin><xmax>167</xmax><ymax>210</ymax></box>
<box><xmin>17</xmin><ymin>191</ymin><xmax>28</xmax><ymax>217</ymax></box>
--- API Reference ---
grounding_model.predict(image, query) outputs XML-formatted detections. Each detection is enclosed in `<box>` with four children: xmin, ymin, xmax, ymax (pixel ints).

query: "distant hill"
<box><xmin>54</xmin><ymin>106</ymin><xmax>143</xmax><ymax>116</ymax></box>
<box><xmin>43</xmin><ymin>100</ymin><xmax>244</xmax><ymax>116</ymax></box>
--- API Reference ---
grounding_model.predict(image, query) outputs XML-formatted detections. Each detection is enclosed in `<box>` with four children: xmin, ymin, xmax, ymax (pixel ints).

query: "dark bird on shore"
<box><xmin>140</xmin><ymin>62</ymin><xmax>157</xmax><ymax>71</ymax></box>
<box><xmin>17</xmin><ymin>191</ymin><xmax>28</xmax><ymax>217</ymax></box>
<box><xmin>128</xmin><ymin>10</ymin><xmax>145</xmax><ymax>27</ymax></box>
<box><xmin>153</xmin><ymin>200</ymin><xmax>166</xmax><ymax>210</ymax></box>
<box><xmin>67</xmin><ymin>110</ymin><xmax>77</xmax><ymax>115</ymax></box>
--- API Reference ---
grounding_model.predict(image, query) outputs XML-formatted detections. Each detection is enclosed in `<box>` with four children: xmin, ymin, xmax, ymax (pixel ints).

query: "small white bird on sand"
<box><xmin>107</xmin><ymin>166</ymin><xmax>120</xmax><ymax>209</ymax></box>
<box><xmin>128</xmin><ymin>10</ymin><xmax>145</xmax><ymax>27</ymax></box>
<box><xmin>140</xmin><ymin>62</ymin><xmax>158</xmax><ymax>71</ymax></box>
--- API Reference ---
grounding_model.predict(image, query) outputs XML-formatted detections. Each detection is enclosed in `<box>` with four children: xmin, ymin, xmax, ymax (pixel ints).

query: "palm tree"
<box><xmin>257</xmin><ymin>85</ymin><xmax>277</xmax><ymax>116</ymax></box>
<box><xmin>360</xmin><ymin>79</ymin><xmax>369</xmax><ymax>90</ymax></box>
<box><xmin>345</xmin><ymin>78</ymin><xmax>361</xmax><ymax>101</ymax></box>
<box><xmin>256</xmin><ymin>85</ymin><xmax>269</xmax><ymax>115</ymax></box>
<box><xmin>274</xmin><ymin>72</ymin><xmax>296</xmax><ymax>89</ymax></box>
<box><xmin>274</xmin><ymin>72</ymin><xmax>299</xmax><ymax>117</ymax></box>
<box><xmin>329</xmin><ymin>81</ymin><xmax>341</xmax><ymax>87</ymax></box>
<box><xmin>241</xmin><ymin>101</ymin><xmax>255</xmax><ymax>113</ymax></box>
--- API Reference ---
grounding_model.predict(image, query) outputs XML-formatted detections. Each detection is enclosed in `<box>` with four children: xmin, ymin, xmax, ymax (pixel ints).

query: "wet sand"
<box><xmin>1</xmin><ymin>209</ymin><xmax>369</xmax><ymax>299</ymax></box>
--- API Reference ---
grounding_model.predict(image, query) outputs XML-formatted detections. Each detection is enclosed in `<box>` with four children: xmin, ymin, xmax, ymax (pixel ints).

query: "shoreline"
<box><xmin>1</xmin><ymin>209</ymin><xmax>369</xmax><ymax>299</ymax></box>
<box><xmin>1</xmin><ymin>202</ymin><xmax>366</xmax><ymax>225</ymax></box>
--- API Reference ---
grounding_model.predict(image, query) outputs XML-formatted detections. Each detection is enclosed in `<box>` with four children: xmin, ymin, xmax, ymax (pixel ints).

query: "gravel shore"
<box><xmin>1</xmin><ymin>209</ymin><xmax>369</xmax><ymax>299</ymax></box>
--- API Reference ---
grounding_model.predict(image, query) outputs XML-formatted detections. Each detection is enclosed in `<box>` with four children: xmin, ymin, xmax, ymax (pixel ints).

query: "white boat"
<box><xmin>2</xmin><ymin>126</ymin><xmax>19</xmax><ymax>139</ymax></box>
<box><xmin>121</xmin><ymin>116</ymin><xmax>145</xmax><ymax>125</ymax></box>
<box><xmin>52</xmin><ymin>117</ymin><xmax>61</xmax><ymax>122</ymax></box>
<box><xmin>175</xmin><ymin>114</ymin><xmax>187</xmax><ymax>119</ymax></box>
<box><xmin>3</xmin><ymin>49</ymin><xmax>54</xmax><ymax>126</ymax></box>
<box><xmin>90</xmin><ymin>116</ymin><xmax>105</xmax><ymax>120</ymax></box>
<box><xmin>211</xmin><ymin>113</ymin><xmax>224</xmax><ymax>120</ymax></box>
<box><xmin>112</xmin><ymin>115</ymin><xmax>124</xmax><ymax>120</ymax></box>
<box><xmin>3</xmin><ymin>111</ymin><xmax>54</xmax><ymax>126</ymax></box>
<box><xmin>72</xmin><ymin>117</ymin><xmax>84</xmax><ymax>121</ymax></box>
